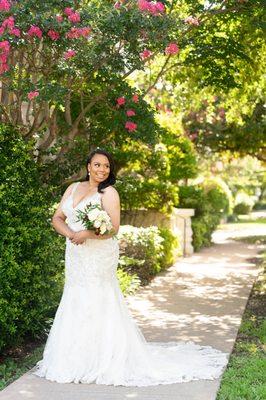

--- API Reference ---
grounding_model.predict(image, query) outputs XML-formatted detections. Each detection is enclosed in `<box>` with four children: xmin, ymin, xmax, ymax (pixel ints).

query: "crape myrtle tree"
<box><xmin>0</xmin><ymin>0</ymin><xmax>181</xmax><ymax>185</ymax></box>
<box><xmin>0</xmin><ymin>0</ymin><xmax>262</xmax><ymax>188</ymax></box>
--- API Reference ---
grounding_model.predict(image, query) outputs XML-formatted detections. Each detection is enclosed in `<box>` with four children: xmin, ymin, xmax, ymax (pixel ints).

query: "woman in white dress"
<box><xmin>32</xmin><ymin>148</ymin><xmax>229</xmax><ymax>386</ymax></box>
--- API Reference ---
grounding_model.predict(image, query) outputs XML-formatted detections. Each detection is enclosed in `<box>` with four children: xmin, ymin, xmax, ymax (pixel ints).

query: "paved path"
<box><xmin>1</xmin><ymin>222</ymin><xmax>265</xmax><ymax>400</ymax></box>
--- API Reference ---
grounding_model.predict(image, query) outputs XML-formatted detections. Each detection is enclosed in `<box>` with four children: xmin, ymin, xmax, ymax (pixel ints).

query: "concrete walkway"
<box><xmin>1</xmin><ymin>222</ymin><xmax>265</xmax><ymax>400</ymax></box>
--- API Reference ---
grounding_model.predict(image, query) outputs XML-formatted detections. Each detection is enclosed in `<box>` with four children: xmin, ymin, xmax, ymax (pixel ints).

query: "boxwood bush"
<box><xmin>233</xmin><ymin>191</ymin><xmax>255</xmax><ymax>215</ymax></box>
<box><xmin>0</xmin><ymin>124</ymin><xmax>65</xmax><ymax>353</ymax></box>
<box><xmin>178</xmin><ymin>182</ymin><xmax>230</xmax><ymax>251</ymax></box>
<box><xmin>117</xmin><ymin>225</ymin><xmax>179</xmax><ymax>285</ymax></box>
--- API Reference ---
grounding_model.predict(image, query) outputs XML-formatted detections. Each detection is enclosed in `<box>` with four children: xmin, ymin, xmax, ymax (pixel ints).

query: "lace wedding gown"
<box><xmin>32</xmin><ymin>181</ymin><xmax>229</xmax><ymax>386</ymax></box>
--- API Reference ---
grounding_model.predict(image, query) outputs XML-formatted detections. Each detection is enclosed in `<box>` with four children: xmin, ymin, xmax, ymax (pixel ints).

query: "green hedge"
<box><xmin>115</xmin><ymin>176</ymin><xmax>179</xmax><ymax>214</ymax></box>
<box><xmin>233</xmin><ymin>191</ymin><xmax>255</xmax><ymax>215</ymax></box>
<box><xmin>234</xmin><ymin>202</ymin><xmax>252</xmax><ymax>215</ymax></box>
<box><xmin>0</xmin><ymin>124</ymin><xmax>64</xmax><ymax>353</ymax></box>
<box><xmin>178</xmin><ymin>183</ymin><xmax>230</xmax><ymax>251</ymax></box>
<box><xmin>117</xmin><ymin>225</ymin><xmax>179</xmax><ymax>285</ymax></box>
<box><xmin>0</xmin><ymin>124</ymin><xmax>179</xmax><ymax>353</ymax></box>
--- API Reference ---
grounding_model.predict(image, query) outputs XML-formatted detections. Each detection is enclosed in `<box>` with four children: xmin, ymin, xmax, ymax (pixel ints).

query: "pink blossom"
<box><xmin>147</xmin><ymin>2</ymin><xmax>157</xmax><ymax>15</ymax></box>
<box><xmin>2</xmin><ymin>16</ymin><xmax>14</xmax><ymax>29</ymax></box>
<box><xmin>0</xmin><ymin>0</ymin><xmax>10</xmax><ymax>12</ymax></box>
<box><xmin>66</xmin><ymin>27</ymin><xmax>91</xmax><ymax>39</ymax></box>
<box><xmin>10</xmin><ymin>27</ymin><xmax>20</xmax><ymax>37</ymax></box>
<box><xmin>138</xmin><ymin>0</ymin><xmax>149</xmax><ymax>12</ymax></box>
<box><xmin>27</xmin><ymin>25</ymin><xmax>43</xmax><ymax>39</ymax></box>
<box><xmin>63</xmin><ymin>49</ymin><xmax>76</xmax><ymax>59</ymax></box>
<box><xmin>48</xmin><ymin>30</ymin><xmax>60</xmax><ymax>40</ymax></box>
<box><xmin>155</xmin><ymin>2</ymin><xmax>165</xmax><ymax>13</ymax></box>
<box><xmin>116</xmin><ymin>96</ymin><xmax>126</xmax><ymax>106</ymax></box>
<box><xmin>184</xmin><ymin>16</ymin><xmax>200</xmax><ymax>26</ymax></box>
<box><xmin>132</xmin><ymin>94</ymin><xmax>139</xmax><ymax>103</ymax></box>
<box><xmin>56</xmin><ymin>15</ymin><xmax>64</xmax><ymax>23</ymax></box>
<box><xmin>140</xmin><ymin>49</ymin><xmax>152</xmax><ymax>60</ymax></box>
<box><xmin>0</xmin><ymin>40</ymin><xmax>10</xmax><ymax>53</ymax></box>
<box><xmin>0</xmin><ymin>39</ymin><xmax>9</xmax><ymax>75</ymax></box>
<box><xmin>138</xmin><ymin>0</ymin><xmax>165</xmax><ymax>16</ymax></box>
<box><xmin>1</xmin><ymin>16</ymin><xmax>20</xmax><ymax>37</ymax></box>
<box><xmin>68</xmin><ymin>12</ymin><xmax>81</xmax><ymax>23</ymax></box>
<box><xmin>65</xmin><ymin>28</ymin><xmax>80</xmax><ymax>39</ymax></box>
<box><xmin>79</xmin><ymin>27</ymin><xmax>91</xmax><ymax>37</ymax></box>
<box><xmin>126</xmin><ymin>109</ymin><xmax>136</xmax><ymax>117</ymax></box>
<box><xmin>114</xmin><ymin>1</ymin><xmax>121</xmax><ymax>9</ymax></box>
<box><xmin>165</xmin><ymin>43</ymin><xmax>179</xmax><ymax>55</ymax></box>
<box><xmin>125</xmin><ymin>121</ymin><xmax>137</xmax><ymax>132</ymax></box>
<box><xmin>0</xmin><ymin>63</ymin><xmax>8</xmax><ymax>74</ymax></box>
<box><xmin>27</xmin><ymin>91</ymin><xmax>39</xmax><ymax>100</ymax></box>
<box><xmin>0</xmin><ymin>53</ymin><xmax>8</xmax><ymax>63</ymax></box>
<box><xmin>64</xmin><ymin>7</ymin><xmax>74</xmax><ymax>16</ymax></box>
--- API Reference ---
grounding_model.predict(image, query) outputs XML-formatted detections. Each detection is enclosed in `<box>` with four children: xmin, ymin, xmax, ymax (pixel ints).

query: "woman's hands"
<box><xmin>69</xmin><ymin>229</ymin><xmax>114</xmax><ymax>245</ymax></box>
<box><xmin>70</xmin><ymin>230</ymin><xmax>91</xmax><ymax>245</ymax></box>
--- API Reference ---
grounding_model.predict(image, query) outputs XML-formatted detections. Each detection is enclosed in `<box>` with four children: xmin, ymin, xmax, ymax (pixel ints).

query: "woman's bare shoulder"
<box><xmin>102</xmin><ymin>185</ymin><xmax>120</xmax><ymax>199</ymax></box>
<box><xmin>60</xmin><ymin>181</ymin><xmax>78</xmax><ymax>201</ymax></box>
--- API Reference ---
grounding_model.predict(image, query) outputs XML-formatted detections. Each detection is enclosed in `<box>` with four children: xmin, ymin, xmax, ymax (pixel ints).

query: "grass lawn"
<box><xmin>217</xmin><ymin>235</ymin><xmax>266</xmax><ymax>400</ymax></box>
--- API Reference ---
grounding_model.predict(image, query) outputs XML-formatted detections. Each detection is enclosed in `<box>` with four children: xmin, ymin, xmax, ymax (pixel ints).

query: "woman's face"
<box><xmin>87</xmin><ymin>153</ymin><xmax>110</xmax><ymax>183</ymax></box>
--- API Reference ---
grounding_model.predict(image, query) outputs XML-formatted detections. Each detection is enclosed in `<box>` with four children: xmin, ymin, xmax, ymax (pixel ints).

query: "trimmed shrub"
<box><xmin>253</xmin><ymin>202</ymin><xmax>266</xmax><ymax>210</ymax></box>
<box><xmin>234</xmin><ymin>202</ymin><xmax>252</xmax><ymax>215</ymax></box>
<box><xmin>0</xmin><ymin>124</ymin><xmax>64</xmax><ymax>353</ymax></box>
<box><xmin>233</xmin><ymin>191</ymin><xmax>255</xmax><ymax>215</ymax></box>
<box><xmin>178</xmin><ymin>183</ymin><xmax>229</xmax><ymax>251</ymax></box>
<box><xmin>158</xmin><ymin>227</ymin><xmax>179</xmax><ymax>268</ymax></box>
<box><xmin>116</xmin><ymin>266</ymin><xmax>141</xmax><ymax>295</ymax></box>
<box><xmin>202</xmin><ymin>177</ymin><xmax>233</xmax><ymax>215</ymax></box>
<box><xmin>117</xmin><ymin>225</ymin><xmax>164</xmax><ymax>284</ymax></box>
<box><xmin>191</xmin><ymin>214</ymin><xmax>220</xmax><ymax>251</ymax></box>
<box><xmin>117</xmin><ymin>225</ymin><xmax>178</xmax><ymax>285</ymax></box>
<box><xmin>115</xmin><ymin>176</ymin><xmax>179</xmax><ymax>214</ymax></box>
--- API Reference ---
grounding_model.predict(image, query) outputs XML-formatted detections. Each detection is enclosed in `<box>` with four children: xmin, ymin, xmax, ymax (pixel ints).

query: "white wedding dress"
<box><xmin>32</xmin><ymin>181</ymin><xmax>229</xmax><ymax>386</ymax></box>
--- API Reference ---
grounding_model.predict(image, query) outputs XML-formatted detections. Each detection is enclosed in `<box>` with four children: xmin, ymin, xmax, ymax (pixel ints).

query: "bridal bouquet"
<box><xmin>75</xmin><ymin>202</ymin><xmax>114</xmax><ymax>236</ymax></box>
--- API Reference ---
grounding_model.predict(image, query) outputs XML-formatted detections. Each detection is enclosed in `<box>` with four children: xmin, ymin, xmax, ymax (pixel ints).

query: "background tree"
<box><xmin>1</xmin><ymin>0</ymin><xmax>263</xmax><ymax>188</ymax></box>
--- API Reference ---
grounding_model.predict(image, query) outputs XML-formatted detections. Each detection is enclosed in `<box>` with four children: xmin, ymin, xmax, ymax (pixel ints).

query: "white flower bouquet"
<box><xmin>75</xmin><ymin>202</ymin><xmax>114</xmax><ymax>236</ymax></box>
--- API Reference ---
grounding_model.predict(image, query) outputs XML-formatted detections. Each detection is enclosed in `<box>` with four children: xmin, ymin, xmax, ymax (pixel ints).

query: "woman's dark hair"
<box><xmin>84</xmin><ymin>148</ymin><xmax>116</xmax><ymax>193</ymax></box>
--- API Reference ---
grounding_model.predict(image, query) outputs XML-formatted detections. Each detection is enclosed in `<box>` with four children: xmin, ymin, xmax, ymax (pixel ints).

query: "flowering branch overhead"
<box><xmin>0</xmin><ymin>0</ymin><xmax>257</xmax><ymax>159</ymax></box>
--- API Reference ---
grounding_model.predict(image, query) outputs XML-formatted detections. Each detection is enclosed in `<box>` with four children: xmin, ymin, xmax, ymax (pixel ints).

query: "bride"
<box><xmin>32</xmin><ymin>148</ymin><xmax>229</xmax><ymax>386</ymax></box>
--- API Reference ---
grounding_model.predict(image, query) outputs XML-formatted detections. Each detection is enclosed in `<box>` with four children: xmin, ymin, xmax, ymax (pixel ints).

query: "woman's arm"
<box><xmin>51</xmin><ymin>183</ymin><xmax>76</xmax><ymax>239</ymax></box>
<box><xmin>96</xmin><ymin>186</ymin><xmax>120</xmax><ymax>240</ymax></box>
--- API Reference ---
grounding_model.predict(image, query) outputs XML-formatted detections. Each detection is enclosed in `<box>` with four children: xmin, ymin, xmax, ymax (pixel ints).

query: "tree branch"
<box><xmin>65</xmin><ymin>91</ymin><xmax>72</xmax><ymax>126</ymax></box>
<box><xmin>142</xmin><ymin>55</ymin><xmax>172</xmax><ymax>97</ymax></box>
<box><xmin>38</xmin><ymin>108</ymin><xmax>57</xmax><ymax>151</ymax></box>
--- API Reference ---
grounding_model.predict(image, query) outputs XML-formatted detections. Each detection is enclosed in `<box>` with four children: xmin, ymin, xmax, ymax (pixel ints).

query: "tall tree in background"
<box><xmin>1</xmin><ymin>0</ymin><xmax>263</xmax><ymax>185</ymax></box>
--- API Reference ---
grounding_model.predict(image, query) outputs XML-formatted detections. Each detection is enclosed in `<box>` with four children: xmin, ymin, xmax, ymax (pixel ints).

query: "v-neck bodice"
<box><xmin>61</xmin><ymin>181</ymin><xmax>102</xmax><ymax>232</ymax></box>
<box><xmin>71</xmin><ymin>182</ymin><xmax>100</xmax><ymax>210</ymax></box>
